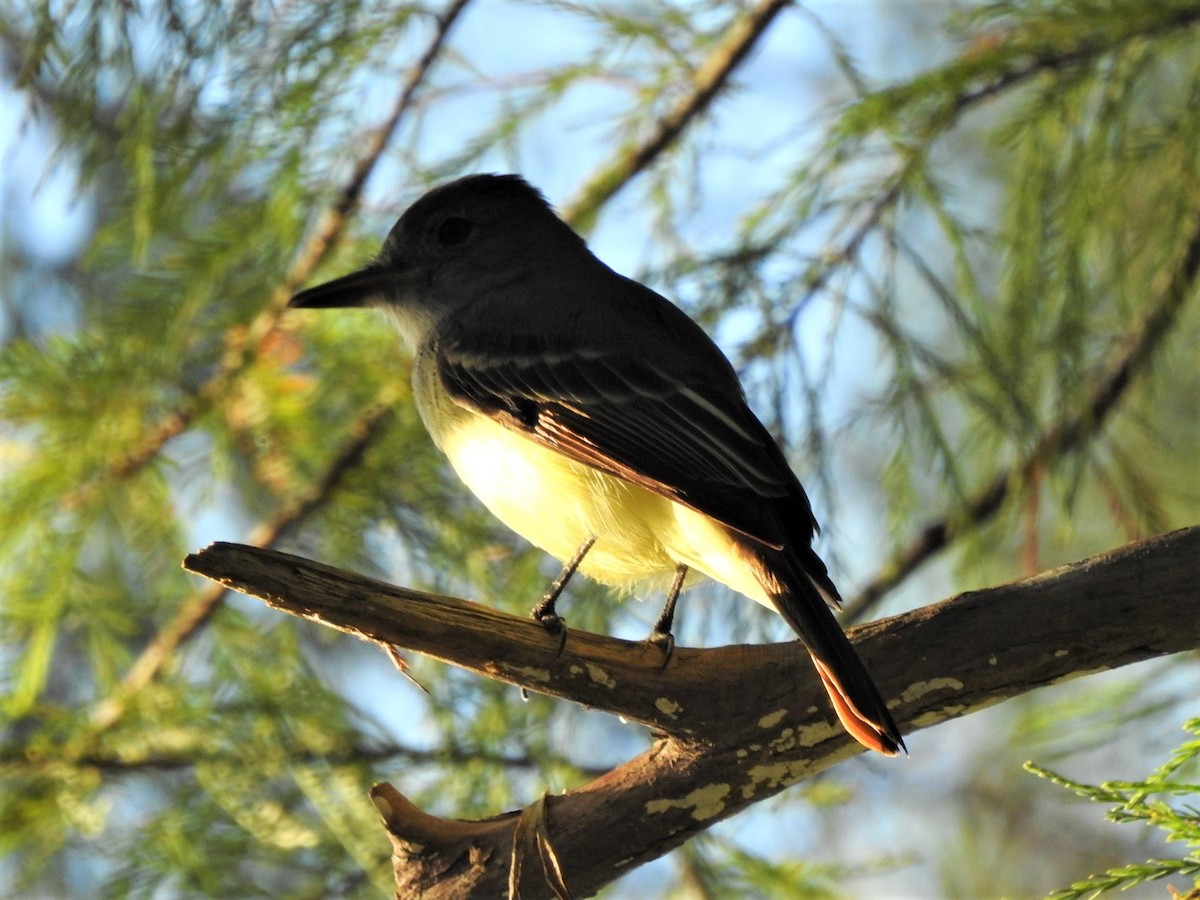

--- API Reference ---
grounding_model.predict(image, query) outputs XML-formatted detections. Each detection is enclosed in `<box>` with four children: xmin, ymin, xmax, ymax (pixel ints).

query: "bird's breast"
<box><xmin>412</xmin><ymin>354</ymin><xmax>676</xmax><ymax>589</ymax></box>
<box><xmin>410</xmin><ymin>352</ymin><xmax>771</xmax><ymax>606</ymax></box>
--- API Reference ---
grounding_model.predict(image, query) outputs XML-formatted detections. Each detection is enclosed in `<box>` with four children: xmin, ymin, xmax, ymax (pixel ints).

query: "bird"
<box><xmin>289</xmin><ymin>173</ymin><xmax>904</xmax><ymax>756</ymax></box>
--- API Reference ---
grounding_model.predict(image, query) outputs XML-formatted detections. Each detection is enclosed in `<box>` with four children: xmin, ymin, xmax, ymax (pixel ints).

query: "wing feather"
<box><xmin>436</xmin><ymin>309</ymin><xmax>813</xmax><ymax>550</ymax></box>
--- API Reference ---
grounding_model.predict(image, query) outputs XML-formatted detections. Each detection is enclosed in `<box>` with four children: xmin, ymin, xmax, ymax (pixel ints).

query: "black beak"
<box><xmin>289</xmin><ymin>266</ymin><xmax>394</xmax><ymax>309</ymax></box>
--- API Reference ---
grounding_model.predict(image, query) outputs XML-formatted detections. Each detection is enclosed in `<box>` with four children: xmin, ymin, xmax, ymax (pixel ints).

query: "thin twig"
<box><xmin>81</xmin><ymin>0</ymin><xmax>471</xmax><ymax>730</ymax></box>
<box><xmin>948</xmin><ymin>4</ymin><xmax>1200</xmax><ymax>115</ymax></box>
<box><xmin>277</xmin><ymin>0</ymin><xmax>475</xmax><ymax>317</ymax></box>
<box><xmin>843</xmin><ymin>216</ymin><xmax>1200</xmax><ymax>622</ymax></box>
<box><xmin>8</xmin><ymin>741</ymin><xmax>608</xmax><ymax>779</ymax></box>
<box><xmin>61</xmin><ymin>0</ymin><xmax>470</xmax><ymax>511</ymax></box>
<box><xmin>90</xmin><ymin>402</ymin><xmax>394</xmax><ymax>729</ymax></box>
<box><xmin>560</xmin><ymin>0</ymin><xmax>791</xmax><ymax>229</ymax></box>
<box><xmin>790</xmin><ymin>4</ymin><xmax>1200</xmax><ymax>324</ymax></box>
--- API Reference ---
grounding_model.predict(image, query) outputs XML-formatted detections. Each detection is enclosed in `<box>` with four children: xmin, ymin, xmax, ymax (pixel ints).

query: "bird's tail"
<box><xmin>754</xmin><ymin>546</ymin><xmax>904</xmax><ymax>756</ymax></box>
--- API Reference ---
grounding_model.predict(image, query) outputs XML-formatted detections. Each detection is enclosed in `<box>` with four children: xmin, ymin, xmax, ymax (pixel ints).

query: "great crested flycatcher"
<box><xmin>290</xmin><ymin>173</ymin><xmax>904</xmax><ymax>756</ymax></box>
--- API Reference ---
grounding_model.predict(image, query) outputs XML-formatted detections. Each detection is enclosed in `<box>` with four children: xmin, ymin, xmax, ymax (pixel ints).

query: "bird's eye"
<box><xmin>436</xmin><ymin>216</ymin><xmax>473</xmax><ymax>247</ymax></box>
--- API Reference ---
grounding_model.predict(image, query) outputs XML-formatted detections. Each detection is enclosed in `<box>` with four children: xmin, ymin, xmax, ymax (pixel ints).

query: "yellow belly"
<box><xmin>442</xmin><ymin>413</ymin><xmax>676</xmax><ymax>587</ymax></box>
<box><xmin>415</xmin><ymin>357</ymin><xmax>769</xmax><ymax>605</ymax></box>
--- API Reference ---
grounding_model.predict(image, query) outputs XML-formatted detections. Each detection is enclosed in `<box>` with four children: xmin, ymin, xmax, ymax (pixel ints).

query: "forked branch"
<box><xmin>185</xmin><ymin>526</ymin><xmax>1200</xmax><ymax>898</ymax></box>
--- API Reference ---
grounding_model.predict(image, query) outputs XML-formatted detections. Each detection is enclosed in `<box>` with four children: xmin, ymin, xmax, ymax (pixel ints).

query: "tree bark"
<box><xmin>184</xmin><ymin>525</ymin><xmax>1200</xmax><ymax>898</ymax></box>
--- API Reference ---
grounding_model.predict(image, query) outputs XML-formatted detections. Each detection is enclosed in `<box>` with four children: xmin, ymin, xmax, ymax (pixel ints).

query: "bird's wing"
<box><xmin>434</xmin><ymin>286</ymin><xmax>818</xmax><ymax>551</ymax></box>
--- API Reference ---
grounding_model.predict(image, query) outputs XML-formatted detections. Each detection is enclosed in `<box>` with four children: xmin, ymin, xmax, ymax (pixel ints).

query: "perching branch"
<box><xmin>186</xmin><ymin>525</ymin><xmax>1200</xmax><ymax>898</ymax></box>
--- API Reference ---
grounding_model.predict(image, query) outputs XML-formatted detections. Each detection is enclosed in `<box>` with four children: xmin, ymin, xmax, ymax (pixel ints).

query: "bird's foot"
<box><xmin>643</xmin><ymin>564</ymin><xmax>686</xmax><ymax>668</ymax></box>
<box><xmin>530</xmin><ymin>599</ymin><xmax>568</xmax><ymax>656</ymax></box>
<box><xmin>645</xmin><ymin>628</ymin><xmax>675</xmax><ymax>669</ymax></box>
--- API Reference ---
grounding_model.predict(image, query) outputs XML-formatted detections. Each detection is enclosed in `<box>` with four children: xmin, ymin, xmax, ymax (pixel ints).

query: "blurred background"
<box><xmin>2</xmin><ymin>0</ymin><xmax>1199</xmax><ymax>896</ymax></box>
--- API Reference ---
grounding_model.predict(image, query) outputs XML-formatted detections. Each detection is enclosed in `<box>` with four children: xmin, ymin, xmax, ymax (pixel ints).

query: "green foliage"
<box><xmin>0</xmin><ymin>0</ymin><xmax>1198</xmax><ymax>895</ymax></box>
<box><xmin>1027</xmin><ymin>717</ymin><xmax>1200</xmax><ymax>899</ymax></box>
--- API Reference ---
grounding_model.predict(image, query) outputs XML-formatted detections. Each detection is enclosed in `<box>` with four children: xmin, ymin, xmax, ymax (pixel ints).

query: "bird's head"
<box><xmin>289</xmin><ymin>174</ymin><xmax>586</xmax><ymax>348</ymax></box>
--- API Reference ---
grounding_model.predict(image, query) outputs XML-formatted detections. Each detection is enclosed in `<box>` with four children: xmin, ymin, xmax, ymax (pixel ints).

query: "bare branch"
<box><xmin>280</xmin><ymin>0</ymin><xmax>474</xmax><ymax>310</ymax></box>
<box><xmin>185</xmin><ymin>526</ymin><xmax>1200</xmax><ymax>896</ymax></box>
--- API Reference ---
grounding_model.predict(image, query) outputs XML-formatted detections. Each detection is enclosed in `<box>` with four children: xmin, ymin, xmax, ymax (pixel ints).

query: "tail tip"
<box><xmin>876</xmin><ymin>731</ymin><xmax>908</xmax><ymax>758</ymax></box>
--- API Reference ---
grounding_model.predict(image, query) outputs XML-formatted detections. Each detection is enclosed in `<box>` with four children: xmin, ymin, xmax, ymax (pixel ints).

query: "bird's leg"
<box><xmin>648</xmin><ymin>564</ymin><xmax>688</xmax><ymax>661</ymax></box>
<box><xmin>530</xmin><ymin>535</ymin><xmax>596</xmax><ymax>635</ymax></box>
